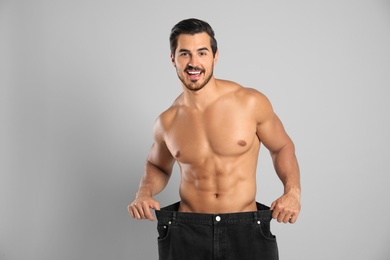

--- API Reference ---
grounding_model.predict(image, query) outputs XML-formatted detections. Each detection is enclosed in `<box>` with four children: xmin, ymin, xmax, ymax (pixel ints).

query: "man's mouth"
<box><xmin>187</xmin><ymin>71</ymin><xmax>202</xmax><ymax>75</ymax></box>
<box><xmin>186</xmin><ymin>68</ymin><xmax>203</xmax><ymax>80</ymax></box>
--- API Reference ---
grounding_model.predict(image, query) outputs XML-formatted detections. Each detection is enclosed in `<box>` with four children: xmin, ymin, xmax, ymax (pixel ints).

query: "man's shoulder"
<box><xmin>217</xmin><ymin>79</ymin><xmax>267</xmax><ymax>98</ymax></box>
<box><xmin>227</xmin><ymin>82</ymin><xmax>274</xmax><ymax>120</ymax></box>
<box><xmin>217</xmin><ymin>79</ymin><xmax>270</xmax><ymax>106</ymax></box>
<box><xmin>154</xmin><ymin>95</ymin><xmax>182</xmax><ymax>130</ymax></box>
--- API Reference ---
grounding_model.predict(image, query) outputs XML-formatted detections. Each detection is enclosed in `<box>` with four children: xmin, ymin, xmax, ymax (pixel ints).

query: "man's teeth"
<box><xmin>188</xmin><ymin>71</ymin><xmax>201</xmax><ymax>75</ymax></box>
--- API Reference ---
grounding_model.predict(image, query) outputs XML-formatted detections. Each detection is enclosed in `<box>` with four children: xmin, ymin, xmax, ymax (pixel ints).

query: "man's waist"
<box><xmin>155</xmin><ymin>201</ymin><xmax>272</xmax><ymax>224</ymax></box>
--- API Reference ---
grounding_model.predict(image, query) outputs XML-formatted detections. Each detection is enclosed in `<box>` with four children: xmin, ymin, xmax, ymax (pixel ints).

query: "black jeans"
<box><xmin>155</xmin><ymin>202</ymin><xmax>278</xmax><ymax>260</ymax></box>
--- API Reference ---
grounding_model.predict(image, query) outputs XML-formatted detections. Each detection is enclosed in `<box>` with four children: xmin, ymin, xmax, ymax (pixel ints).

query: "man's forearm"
<box><xmin>271</xmin><ymin>142</ymin><xmax>301</xmax><ymax>196</ymax></box>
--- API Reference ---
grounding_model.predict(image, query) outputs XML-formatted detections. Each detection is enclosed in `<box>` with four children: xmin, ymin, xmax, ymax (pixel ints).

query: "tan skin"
<box><xmin>128</xmin><ymin>32</ymin><xmax>300</xmax><ymax>223</ymax></box>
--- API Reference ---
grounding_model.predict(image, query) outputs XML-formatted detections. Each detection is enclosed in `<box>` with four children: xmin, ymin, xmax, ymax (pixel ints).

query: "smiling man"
<box><xmin>128</xmin><ymin>18</ymin><xmax>301</xmax><ymax>260</ymax></box>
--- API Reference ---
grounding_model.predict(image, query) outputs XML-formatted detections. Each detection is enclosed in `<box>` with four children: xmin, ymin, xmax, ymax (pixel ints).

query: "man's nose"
<box><xmin>188</xmin><ymin>55</ymin><xmax>200</xmax><ymax>67</ymax></box>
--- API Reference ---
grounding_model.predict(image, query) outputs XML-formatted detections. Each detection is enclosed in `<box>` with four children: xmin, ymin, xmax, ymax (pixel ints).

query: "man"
<box><xmin>128</xmin><ymin>18</ymin><xmax>301</xmax><ymax>260</ymax></box>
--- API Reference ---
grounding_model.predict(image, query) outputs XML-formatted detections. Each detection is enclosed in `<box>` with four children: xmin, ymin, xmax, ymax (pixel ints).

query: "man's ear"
<box><xmin>170</xmin><ymin>53</ymin><xmax>176</xmax><ymax>67</ymax></box>
<box><xmin>213</xmin><ymin>50</ymin><xmax>219</xmax><ymax>66</ymax></box>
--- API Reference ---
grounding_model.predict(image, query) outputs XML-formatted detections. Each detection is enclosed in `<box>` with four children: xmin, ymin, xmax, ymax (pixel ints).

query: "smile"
<box><xmin>187</xmin><ymin>71</ymin><xmax>201</xmax><ymax>75</ymax></box>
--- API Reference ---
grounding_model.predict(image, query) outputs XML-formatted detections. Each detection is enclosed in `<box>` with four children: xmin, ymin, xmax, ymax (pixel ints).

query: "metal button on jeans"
<box><xmin>215</xmin><ymin>216</ymin><xmax>221</xmax><ymax>222</ymax></box>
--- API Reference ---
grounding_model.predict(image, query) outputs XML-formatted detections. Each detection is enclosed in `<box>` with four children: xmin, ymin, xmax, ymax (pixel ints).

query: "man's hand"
<box><xmin>128</xmin><ymin>194</ymin><xmax>160</xmax><ymax>221</ymax></box>
<box><xmin>271</xmin><ymin>192</ymin><xmax>301</xmax><ymax>224</ymax></box>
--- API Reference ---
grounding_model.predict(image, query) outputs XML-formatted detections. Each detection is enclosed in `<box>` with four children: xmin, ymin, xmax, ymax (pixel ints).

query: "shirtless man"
<box><xmin>128</xmin><ymin>18</ymin><xmax>300</xmax><ymax>260</ymax></box>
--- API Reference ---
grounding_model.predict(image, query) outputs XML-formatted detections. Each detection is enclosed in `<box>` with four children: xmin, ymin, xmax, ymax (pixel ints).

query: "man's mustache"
<box><xmin>185</xmin><ymin>66</ymin><xmax>204</xmax><ymax>72</ymax></box>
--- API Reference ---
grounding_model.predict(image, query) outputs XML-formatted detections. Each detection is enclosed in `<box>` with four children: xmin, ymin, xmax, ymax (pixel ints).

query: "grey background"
<box><xmin>1</xmin><ymin>0</ymin><xmax>389</xmax><ymax>259</ymax></box>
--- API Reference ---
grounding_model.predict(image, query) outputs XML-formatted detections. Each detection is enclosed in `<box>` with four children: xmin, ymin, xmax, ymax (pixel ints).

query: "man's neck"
<box><xmin>181</xmin><ymin>78</ymin><xmax>220</xmax><ymax>110</ymax></box>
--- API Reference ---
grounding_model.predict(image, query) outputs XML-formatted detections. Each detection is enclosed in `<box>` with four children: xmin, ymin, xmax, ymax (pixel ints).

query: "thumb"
<box><xmin>150</xmin><ymin>201</ymin><xmax>161</xmax><ymax>211</ymax></box>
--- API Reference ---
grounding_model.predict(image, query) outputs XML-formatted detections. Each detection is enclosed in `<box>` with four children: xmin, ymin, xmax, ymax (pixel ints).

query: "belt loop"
<box><xmin>172</xmin><ymin>211</ymin><xmax>177</xmax><ymax>224</ymax></box>
<box><xmin>254</xmin><ymin>211</ymin><xmax>263</xmax><ymax>224</ymax></box>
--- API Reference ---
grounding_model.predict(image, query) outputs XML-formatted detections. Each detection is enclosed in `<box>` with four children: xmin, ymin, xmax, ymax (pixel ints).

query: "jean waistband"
<box><xmin>155</xmin><ymin>202</ymin><xmax>273</xmax><ymax>224</ymax></box>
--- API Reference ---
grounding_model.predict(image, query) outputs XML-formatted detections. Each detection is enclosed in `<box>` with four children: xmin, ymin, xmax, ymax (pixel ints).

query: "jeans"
<box><xmin>155</xmin><ymin>202</ymin><xmax>279</xmax><ymax>260</ymax></box>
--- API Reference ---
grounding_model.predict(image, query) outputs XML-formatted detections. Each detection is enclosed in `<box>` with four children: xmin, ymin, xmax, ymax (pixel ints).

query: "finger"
<box><xmin>270</xmin><ymin>201</ymin><xmax>276</xmax><ymax>211</ymax></box>
<box><xmin>144</xmin><ymin>201</ymin><xmax>160</xmax><ymax>221</ymax></box>
<box><xmin>273</xmin><ymin>210</ymin><xmax>280</xmax><ymax>221</ymax></box>
<box><xmin>289</xmin><ymin>214</ymin><xmax>298</xmax><ymax>224</ymax></box>
<box><xmin>271</xmin><ymin>204</ymin><xmax>281</xmax><ymax>220</ymax></box>
<box><xmin>277</xmin><ymin>212</ymin><xmax>285</xmax><ymax>223</ymax></box>
<box><xmin>146</xmin><ymin>211</ymin><xmax>155</xmax><ymax>221</ymax></box>
<box><xmin>132</xmin><ymin>203</ymin><xmax>146</xmax><ymax>219</ymax></box>
<box><xmin>275</xmin><ymin>207</ymin><xmax>289</xmax><ymax>223</ymax></box>
<box><xmin>128</xmin><ymin>205</ymin><xmax>135</xmax><ymax>218</ymax></box>
<box><xmin>142</xmin><ymin>204</ymin><xmax>155</xmax><ymax>221</ymax></box>
<box><xmin>152</xmin><ymin>201</ymin><xmax>161</xmax><ymax>211</ymax></box>
<box><xmin>282</xmin><ymin>213</ymin><xmax>292</xmax><ymax>224</ymax></box>
<box><xmin>286</xmin><ymin>207</ymin><xmax>299</xmax><ymax>223</ymax></box>
<box><xmin>140</xmin><ymin>201</ymin><xmax>157</xmax><ymax>221</ymax></box>
<box><xmin>130</xmin><ymin>205</ymin><xmax>142</xmax><ymax>220</ymax></box>
<box><xmin>138</xmin><ymin>204</ymin><xmax>149</xmax><ymax>219</ymax></box>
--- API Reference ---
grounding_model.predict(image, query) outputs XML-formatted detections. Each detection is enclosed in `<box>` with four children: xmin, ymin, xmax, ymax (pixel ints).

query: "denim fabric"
<box><xmin>155</xmin><ymin>202</ymin><xmax>278</xmax><ymax>260</ymax></box>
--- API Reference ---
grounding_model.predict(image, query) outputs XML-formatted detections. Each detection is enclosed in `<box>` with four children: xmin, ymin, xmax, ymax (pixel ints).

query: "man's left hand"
<box><xmin>271</xmin><ymin>192</ymin><xmax>301</xmax><ymax>224</ymax></box>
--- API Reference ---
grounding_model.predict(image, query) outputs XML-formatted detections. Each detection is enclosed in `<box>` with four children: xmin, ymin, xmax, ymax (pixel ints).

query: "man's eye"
<box><xmin>199</xmin><ymin>52</ymin><xmax>206</xmax><ymax>56</ymax></box>
<box><xmin>180</xmin><ymin>53</ymin><xmax>188</xmax><ymax>56</ymax></box>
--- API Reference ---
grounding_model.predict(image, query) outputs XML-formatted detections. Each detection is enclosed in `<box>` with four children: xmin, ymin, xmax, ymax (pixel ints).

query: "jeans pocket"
<box><xmin>157</xmin><ymin>222</ymin><xmax>172</xmax><ymax>241</ymax></box>
<box><xmin>256</xmin><ymin>221</ymin><xmax>276</xmax><ymax>241</ymax></box>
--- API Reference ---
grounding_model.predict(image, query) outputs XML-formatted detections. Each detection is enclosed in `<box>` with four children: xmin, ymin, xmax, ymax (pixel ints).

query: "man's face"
<box><xmin>171</xmin><ymin>32</ymin><xmax>218</xmax><ymax>92</ymax></box>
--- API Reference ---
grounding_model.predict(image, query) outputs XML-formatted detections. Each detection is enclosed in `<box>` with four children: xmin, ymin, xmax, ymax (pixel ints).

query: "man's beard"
<box><xmin>177</xmin><ymin>66</ymin><xmax>214</xmax><ymax>92</ymax></box>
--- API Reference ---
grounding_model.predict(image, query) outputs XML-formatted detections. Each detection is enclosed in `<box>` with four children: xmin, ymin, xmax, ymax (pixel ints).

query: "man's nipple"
<box><xmin>237</xmin><ymin>140</ymin><xmax>247</xmax><ymax>146</ymax></box>
<box><xmin>175</xmin><ymin>150</ymin><xmax>181</xmax><ymax>158</ymax></box>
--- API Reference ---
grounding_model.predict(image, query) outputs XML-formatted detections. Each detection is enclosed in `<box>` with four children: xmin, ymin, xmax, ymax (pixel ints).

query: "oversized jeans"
<box><xmin>155</xmin><ymin>202</ymin><xmax>279</xmax><ymax>260</ymax></box>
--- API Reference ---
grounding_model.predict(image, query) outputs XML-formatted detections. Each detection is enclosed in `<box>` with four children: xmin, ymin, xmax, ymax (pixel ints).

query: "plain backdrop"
<box><xmin>1</xmin><ymin>0</ymin><xmax>390</xmax><ymax>259</ymax></box>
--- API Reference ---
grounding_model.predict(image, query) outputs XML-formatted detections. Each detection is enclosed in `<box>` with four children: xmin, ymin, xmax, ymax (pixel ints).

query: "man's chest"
<box><xmin>164</xmin><ymin>109</ymin><xmax>258</xmax><ymax>163</ymax></box>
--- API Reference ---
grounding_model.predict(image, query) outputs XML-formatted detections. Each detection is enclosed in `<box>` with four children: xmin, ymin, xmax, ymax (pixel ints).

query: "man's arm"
<box><xmin>255</xmin><ymin>92</ymin><xmax>301</xmax><ymax>224</ymax></box>
<box><xmin>128</xmin><ymin>117</ymin><xmax>175</xmax><ymax>221</ymax></box>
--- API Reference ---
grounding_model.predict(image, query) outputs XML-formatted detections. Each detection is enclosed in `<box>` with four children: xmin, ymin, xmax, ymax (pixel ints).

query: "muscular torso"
<box><xmin>160</xmin><ymin>81</ymin><xmax>263</xmax><ymax>213</ymax></box>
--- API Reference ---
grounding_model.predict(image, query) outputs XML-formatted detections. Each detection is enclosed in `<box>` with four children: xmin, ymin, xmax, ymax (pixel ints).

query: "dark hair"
<box><xmin>170</xmin><ymin>18</ymin><xmax>218</xmax><ymax>57</ymax></box>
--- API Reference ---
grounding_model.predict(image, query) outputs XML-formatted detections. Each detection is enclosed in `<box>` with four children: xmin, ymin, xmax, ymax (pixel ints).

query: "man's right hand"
<box><xmin>128</xmin><ymin>194</ymin><xmax>160</xmax><ymax>221</ymax></box>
